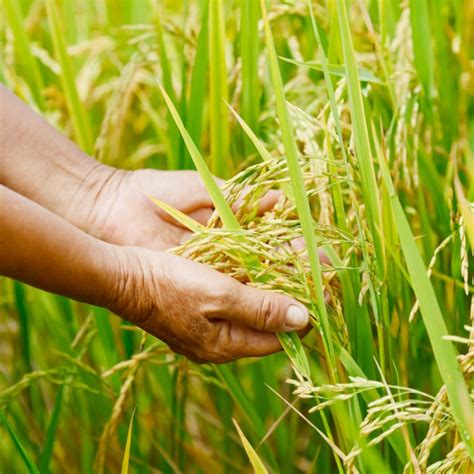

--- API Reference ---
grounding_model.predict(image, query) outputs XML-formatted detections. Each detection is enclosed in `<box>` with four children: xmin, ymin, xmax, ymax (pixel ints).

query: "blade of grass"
<box><xmin>147</xmin><ymin>195</ymin><xmax>205</xmax><ymax>233</ymax></box>
<box><xmin>185</xmin><ymin>0</ymin><xmax>210</xmax><ymax>167</ymax></box>
<box><xmin>3</xmin><ymin>0</ymin><xmax>44</xmax><ymax>109</ymax></box>
<box><xmin>158</xmin><ymin>81</ymin><xmax>239</xmax><ymax>230</ymax></box>
<box><xmin>39</xmin><ymin>386</ymin><xmax>64</xmax><ymax>473</ymax></box>
<box><xmin>0</xmin><ymin>411</ymin><xmax>40</xmax><ymax>474</ymax></box>
<box><xmin>279</xmin><ymin>57</ymin><xmax>384</xmax><ymax>84</ymax></box>
<box><xmin>158</xmin><ymin>79</ymin><xmax>311</xmax><ymax>380</ymax></box>
<box><xmin>226</xmin><ymin>102</ymin><xmax>293</xmax><ymax>200</ymax></box>
<box><xmin>45</xmin><ymin>0</ymin><xmax>93</xmax><ymax>154</ymax></box>
<box><xmin>332</xmin><ymin>0</ymin><xmax>390</xmax><ymax>373</ymax></box>
<box><xmin>334</xmin><ymin>0</ymin><xmax>384</xmax><ymax>272</ymax></box>
<box><xmin>260</xmin><ymin>0</ymin><xmax>336</xmax><ymax>373</ymax></box>
<box><xmin>232</xmin><ymin>418</ymin><xmax>268</xmax><ymax>474</ymax></box>
<box><xmin>121</xmin><ymin>408</ymin><xmax>136</xmax><ymax>474</ymax></box>
<box><xmin>409</xmin><ymin>0</ymin><xmax>434</xmax><ymax>101</ymax></box>
<box><xmin>155</xmin><ymin>5</ymin><xmax>181</xmax><ymax>170</ymax></box>
<box><xmin>240</xmin><ymin>0</ymin><xmax>260</xmax><ymax>156</ymax></box>
<box><xmin>209</xmin><ymin>0</ymin><xmax>230</xmax><ymax>177</ymax></box>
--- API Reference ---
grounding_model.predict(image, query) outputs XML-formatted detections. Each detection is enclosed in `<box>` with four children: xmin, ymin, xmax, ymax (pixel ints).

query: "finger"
<box><xmin>212</xmin><ymin>320</ymin><xmax>282</xmax><ymax>361</ymax></box>
<box><xmin>231</xmin><ymin>188</ymin><xmax>282</xmax><ymax>216</ymax></box>
<box><xmin>256</xmin><ymin>189</ymin><xmax>282</xmax><ymax>215</ymax></box>
<box><xmin>179</xmin><ymin>230</ymin><xmax>194</xmax><ymax>245</ymax></box>
<box><xmin>213</xmin><ymin>279</ymin><xmax>310</xmax><ymax>332</ymax></box>
<box><xmin>188</xmin><ymin>207</ymin><xmax>213</xmax><ymax>225</ymax></box>
<box><xmin>291</xmin><ymin>238</ymin><xmax>331</xmax><ymax>265</ymax></box>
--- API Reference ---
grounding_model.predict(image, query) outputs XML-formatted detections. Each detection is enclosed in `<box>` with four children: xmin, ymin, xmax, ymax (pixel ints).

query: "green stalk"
<box><xmin>158</xmin><ymin>80</ymin><xmax>311</xmax><ymax>380</ymax></box>
<box><xmin>3</xmin><ymin>0</ymin><xmax>44</xmax><ymax>109</ymax></box>
<box><xmin>0</xmin><ymin>411</ymin><xmax>40</xmax><ymax>474</ymax></box>
<box><xmin>186</xmin><ymin>0</ymin><xmax>210</xmax><ymax>166</ymax></box>
<box><xmin>120</xmin><ymin>408</ymin><xmax>136</xmax><ymax>474</ymax></box>
<box><xmin>260</xmin><ymin>0</ymin><xmax>336</xmax><ymax>373</ymax></box>
<box><xmin>240</xmin><ymin>0</ymin><xmax>260</xmax><ymax>156</ymax></box>
<box><xmin>333</xmin><ymin>0</ymin><xmax>390</xmax><ymax>371</ymax></box>
<box><xmin>155</xmin><ymin>7</ymin><xmax>180</xmax><ymax>170</ymax></box>
<box><xmin>209</xmin><ymin>0</ymin><xmax>230</xmax><ymax>178</ymax></box>
<box><xmin>409</xmin><ymin>0</ymin><xmax>434</xmax><ymax>102</ymax></box>
<box><xmin>45</xmin><ymin>0</ymin><xmax>93</xmax><ymax>154</ymax></box>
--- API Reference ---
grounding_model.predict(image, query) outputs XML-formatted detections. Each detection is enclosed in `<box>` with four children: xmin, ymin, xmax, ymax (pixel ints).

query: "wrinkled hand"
<box><xmin>88</xmin><ymin>169</ymin><xmax>216</xmax><ymax>250</ymax></box>
<box><xmin>110</xmin><ymin>247</ymin><xmax>310</xmax><ymax>363</ymax></box>
<box><xmin>88</xmin><ymin>168</ymin><xmax>280</xmax><ymax>251</ymax></box>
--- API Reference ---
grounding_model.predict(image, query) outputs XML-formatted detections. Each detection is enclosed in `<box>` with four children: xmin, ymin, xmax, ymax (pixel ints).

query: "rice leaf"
<box><xmin>3</xmin><ymin>0</ymin><xmax>44</xmax><ymax>108</ymax></box>
<box><xmin>121</xmin><ymin>408</ymin><xmax>136</xmax><ymax>474</ymax></box>
<box><xmin>279</xmin><ymin>57</ymin><xmax>385</xmax><ymax>84</ymax></box>
<box><xmin>335</xmin><ymin>0</ymin><xmax>384</xmax><ymax>273</ymax></box>
<box><xmin>186</xmin><ymin>0</ymin><xmax>210</xmax><ymax>166</ymax></box>
<box><xmin>209</xmin><ymin>0</ymin><xmax>230</xmax><ymax>177</ymax></box>
<box><xmin>260</xmin><ymin>0</ymin><xmax>335</xmax><ymax>371</ymax></box>
<box><xmin>157</xmin><ymin>81</ymin><xmax>239</xmax><ymax>230</ymax></box>
<box><xmin>232</xmin><ymin>418</ymin><xmax>268</xmax><ymax>474</ymax></box>
<box><xmin>39</xmin><ymin>386</ymin><xmax>64</xmax><ymax>473</ymax></box>
<box><xmin>409</xmin><ymin>0</ymin><xmax>434</xmax><ymax>100</ymax></box>
<box><xmin>155</xmin><ymin>9</ymin><xmax>180</xmax><ymax>170</ymax></box>
<box><xmin>44</xmin><ymin>0</ymin><xmax>92</xmax><ymax>154</ymax></box>
<box><xmin>0</xmin><ymin>411</ymin><xmax>40</xmax><ymax>474</ymax></box>
<box><xmin>158</xmin><ymin>80</ymin><xmax>311</xmax><ymax>380</ymax></box>
<box><xmin>240</xmin><ymin>0</ymin><xmax>260</xmax><ymax>155</ymax></box>
<box><xmin>147</xmin><ymin>195</ymin><xmax>205</xmax><ymax>233</ymax></box>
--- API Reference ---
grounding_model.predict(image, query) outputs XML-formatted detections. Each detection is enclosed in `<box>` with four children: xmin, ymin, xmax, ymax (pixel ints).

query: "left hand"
<box><xmin>88</xmin><ymin>169</ymin><xmax>218</xmax><ymax>251</ymax></box>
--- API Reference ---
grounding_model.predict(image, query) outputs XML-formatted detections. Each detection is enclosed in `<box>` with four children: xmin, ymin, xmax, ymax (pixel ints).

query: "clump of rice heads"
<box><xmin>172</xmin><ymin>154</ymin><xmax>346</xmax><ymax>338</ymax></box>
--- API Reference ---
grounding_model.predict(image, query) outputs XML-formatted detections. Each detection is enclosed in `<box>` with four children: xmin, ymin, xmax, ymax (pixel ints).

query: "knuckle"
<box><xmin>255</xmin><ymin>296</ymin><xmax>274</xmax><ymax>331</ymax></box>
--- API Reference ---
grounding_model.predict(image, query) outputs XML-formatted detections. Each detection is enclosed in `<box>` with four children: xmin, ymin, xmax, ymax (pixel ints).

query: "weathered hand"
<box><xmin>88</xmin><ymin>168</ymin><xmax>279</xmax><ymax>252</ymax></box>
<box><xmin>110</xmin><ymin>247</ymin><xmax>310</xmax><ymax>363</ymax></box>
<box><xmin>88</xmin><ymin>169</ymin><xmax>216</xmax><ymax>251</ymax></box>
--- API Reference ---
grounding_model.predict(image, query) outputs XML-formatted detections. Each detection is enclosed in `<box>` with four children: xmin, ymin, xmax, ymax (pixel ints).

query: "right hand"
<box><xmin>107</xmin><ymin>248</ymin><xmax>310</xmax><ymax>363</ymax></box>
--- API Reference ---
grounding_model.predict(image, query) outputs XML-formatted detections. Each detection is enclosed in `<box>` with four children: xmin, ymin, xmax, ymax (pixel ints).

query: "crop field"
<box><xmin>1</xmin><ymin>0</ymin><xmax>473</xmax><ymax>472</ymax></box>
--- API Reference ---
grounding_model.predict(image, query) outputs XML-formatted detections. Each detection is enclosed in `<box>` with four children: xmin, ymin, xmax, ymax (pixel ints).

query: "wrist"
<box><xmin>100</xmin><ymin>244</ymin><xmax>155</xmax><ymax>324</ymax></box>
<box><xmin>66</xmin><ymin>165</ymin><xmax>129</xmax><ymax>239</ymax></box>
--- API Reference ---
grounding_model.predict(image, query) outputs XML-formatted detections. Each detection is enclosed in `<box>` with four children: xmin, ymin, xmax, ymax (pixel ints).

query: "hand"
<box><xmin>109</xmin><ymin>247</ymin><xmax>310</xmax><ymax>363</ymax></box>
<box><xmin>86</xmin><ymin>168</ymin><xmax>280</xmax><ymax>251</ymax></box>
<box><xmin>87</xmin><ymin>169</ymin><xmax>219</xmax><ymax>251</ymax></box>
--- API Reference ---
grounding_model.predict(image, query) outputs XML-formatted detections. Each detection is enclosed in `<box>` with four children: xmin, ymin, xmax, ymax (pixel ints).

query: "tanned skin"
<box><xmin>0</xmin><ymin>85</ymin><xmax>310</xmax><ymax>363</ymax></box>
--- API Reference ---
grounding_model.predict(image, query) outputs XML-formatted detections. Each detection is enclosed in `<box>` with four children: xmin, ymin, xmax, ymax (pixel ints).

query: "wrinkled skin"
<box><xmin>1</xmin><ymin>85</ymin><xmax>313</xmax><ymax>363</ymax></box>
<box><xmin>90</xmin><ymin>170</ymin><xmax>311</xmax><ymax>363</ymax></box>
<box><xmin>111</xmin><ymin>248</ymin><xmax>310</xmax><ymax>363</ymax></box>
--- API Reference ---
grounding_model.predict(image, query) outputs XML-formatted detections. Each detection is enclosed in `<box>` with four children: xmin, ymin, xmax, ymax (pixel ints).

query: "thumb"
<box><xmin>217</xmin><ymin>281</ymin><xmax>310</xmax><ymax>332</ymax></box>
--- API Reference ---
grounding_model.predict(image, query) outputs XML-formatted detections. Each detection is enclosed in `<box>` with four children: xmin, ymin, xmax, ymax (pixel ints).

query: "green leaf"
<box><xmin>209</xmin><ymin>0</ymin><xmax>230</xmax><ymax>177</ymax></box>
<box><xmin>158</xmin><ymin>79</ymin><xmax>311</xmax><ymax>382</ymax></box>
<box><xmin>232</xmin><ymin>418</ymin><xmax>268</xmax><ymax>474</ymax></box>
<box><xmin>45</xmin><ymin>0</ymin><xmax>92</xmax><ymax>154</ymax></box>
<box><xmin>0</xmin><ymin>411</ymin><xmax>40</xmax><ymax>474</ymax></box>
<box><xmin>121</xmin><ymin>408</ymin><xmax>136</xmax><ymax>474</ymax></box>
<box><xmin>260</xmin><ymin>0</ymin><xmax>335</xmax><ymax>372</ymax></box>
<box><xmin>147</xmin><ymin>195</ymin><xmax>205</xmax><ymax>233</ymax></box>
<box><xmin>279</xmin><ymin>57</ymin><xmax>385</xmax><ymax>84</ymax></box>
<box><xmin>409</xmin><ymin>0</ymin><xmax>434</xmax><ymax>99</ymax></box>
<box><xmin>3</xmin><ymin>0</ymin><xmax>44</xmax><ymax>108</ymax></box>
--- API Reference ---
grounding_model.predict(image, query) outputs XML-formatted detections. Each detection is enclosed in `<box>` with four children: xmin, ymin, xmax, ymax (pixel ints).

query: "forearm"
<box><xmin>0</xmin><ymin>184</ymin><xmax>119</xmax><ymax>307</ymax></box>
<box><xmin>0</xmin><ymin>84</ymin><xmax>124</xmax><ymax>232</ymax></box>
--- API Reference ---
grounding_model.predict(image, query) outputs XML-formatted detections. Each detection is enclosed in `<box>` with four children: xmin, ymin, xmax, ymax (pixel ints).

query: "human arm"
<box><xmin>0</xmin><ymin>185</ymin><xmax>309</xmax><ymax>362</ymax></box>
<box><xmin>0</xmin><ymin>84</ymin><xmax>252</xmax><ymax>251</ymax></box>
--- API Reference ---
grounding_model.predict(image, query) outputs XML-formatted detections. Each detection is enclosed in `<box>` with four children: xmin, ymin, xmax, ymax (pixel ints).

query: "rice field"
<box><xmin>1</xmin><ymin>0</ymin><xmax>473</xmax><ymax>472</ymax></box>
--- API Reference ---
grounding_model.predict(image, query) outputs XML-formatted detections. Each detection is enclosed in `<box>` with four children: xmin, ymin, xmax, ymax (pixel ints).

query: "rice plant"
<box><xmin>1</xmin><ymin>0</ymin><xmax>473</xmax><ymax>472</ymax></box>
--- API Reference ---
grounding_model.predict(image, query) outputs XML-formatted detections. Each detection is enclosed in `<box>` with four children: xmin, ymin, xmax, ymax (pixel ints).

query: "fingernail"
<box><xmin>286</xmin><ymin>305</ymin><xmax>309</xmax><ymax>328</ymax></box>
